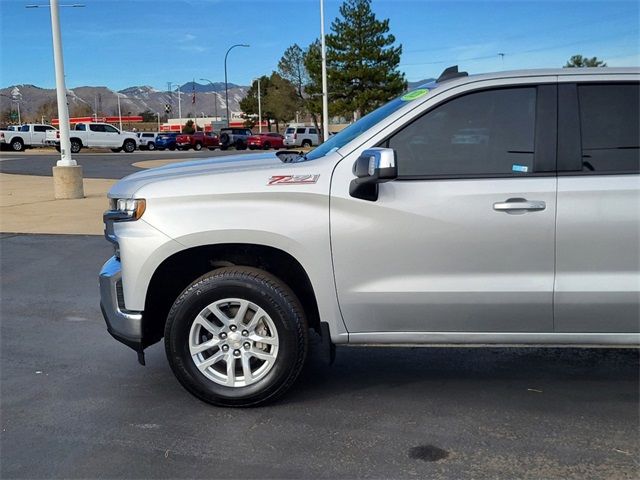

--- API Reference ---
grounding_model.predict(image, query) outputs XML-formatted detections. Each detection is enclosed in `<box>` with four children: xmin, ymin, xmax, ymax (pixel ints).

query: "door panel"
<box><xmin>330</xmin><ymin>177</ymin><xmax>556</xmax><ymax>333</ymax></box>
<box><xmin>554</xmin><ymin>81</ymin><xmax>640</xmax><ymax>333</ymax></box>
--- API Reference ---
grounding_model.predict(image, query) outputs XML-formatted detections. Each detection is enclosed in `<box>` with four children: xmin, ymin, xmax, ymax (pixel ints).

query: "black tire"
<box><xmin>157</xmin><ymin>147</ymin><xmax>165</xmax><ymax>151</ymax></box>
<box><xmin>123</xmin><ymin>140</ymin><xmax>136</xmax><ymax>153</ymax></box>
<box><xmin>263</xmin><ymin>142</ymin><xmax>271</xmax><ymax>150</ymax></box>
<box><xmin>194</xmin><ymin>143</ymin><xmax>203</xmax><ymax>151</ymax></box>
<box><xmin>220</xmin><ymin>145</ymin><xmax>228</xmax><ymax>151</ymax></box>
<box><xmin>111</xmin><ymin>148</ymin><xmax>122</xmax><ymax>153</ymax></box>
<box><xmin>220</xmin><ymin>132</ymin><xmax>230</xmax><ymax>145</ymax></box>
<box><xmin>70</xmin><ymin>139</ymin><xmax>82</xmax><ymax>154</ymax></box>
<box><xmin>147</xmin><ymin>142</ymin><xmax>156</xmax><ymax>151</ymax></box>
<box><xmin>10</xmin><ymin>138</ymin><xmax>24</xmax><ymax>152</ymax></box>
<box><xmin>165</xmin><ymin>267</ymin><xmax>308</xmax><ymax>407</ymax></box>
<box><xmin>235</xmin><ymin>139</ymin><xmax>245</xmax><ymax>150</ymax></box>
<box><xmin>301</xmin><ymin>140</ymin><xmax>312</xmax><ymax>148</ymax></box>
<box><xmin>169</xmin><ymin>145</ymin><xmax>176</xmax><ymax>151</ymax></box>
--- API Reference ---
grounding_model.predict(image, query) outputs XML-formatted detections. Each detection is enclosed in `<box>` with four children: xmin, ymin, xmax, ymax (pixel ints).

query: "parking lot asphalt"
<box><xmin>1</xmin><ymin>233</ymin><xmax>638</xmax><ymax>479</ymax></box>
<box><xmin>0</xmin><ymin>149</ymin><xmax>241</xmax><ymax>179</ymax></box>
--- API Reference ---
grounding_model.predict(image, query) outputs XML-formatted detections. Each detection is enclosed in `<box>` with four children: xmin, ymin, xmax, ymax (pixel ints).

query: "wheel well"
<box><xmin>70</xmin><ymin>137</ymin><xmax>82</xmax><ymax>146</ymax></box>
<box><xmin>143</xmin><ymin>244</ymin><xmax>321</xmax><ymax>347</ymax></box>
<box><xmin>11</xmin><ymin>136</ymin><xmax>24</xmax><ymax>143</ymax></box>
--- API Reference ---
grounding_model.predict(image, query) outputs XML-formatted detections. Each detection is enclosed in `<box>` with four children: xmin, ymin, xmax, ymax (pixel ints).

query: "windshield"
<box><xmin>305</xmin><ymin>83</ymin><xmax>436</xmax><ymax>161</ymax></box>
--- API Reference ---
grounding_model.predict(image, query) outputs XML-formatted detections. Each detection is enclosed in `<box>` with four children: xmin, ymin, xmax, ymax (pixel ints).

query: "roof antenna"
<box><xmin>437</xmin><ymin>65</ymin><xmax>468</xmax><ymax>83</ymax></box>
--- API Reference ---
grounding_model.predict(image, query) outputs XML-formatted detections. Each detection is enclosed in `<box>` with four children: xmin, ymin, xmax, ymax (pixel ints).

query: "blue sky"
<box><xmin>1</xmin><ymin>0</ymin><xmax>638</xmax><ymax>90</ymax></box>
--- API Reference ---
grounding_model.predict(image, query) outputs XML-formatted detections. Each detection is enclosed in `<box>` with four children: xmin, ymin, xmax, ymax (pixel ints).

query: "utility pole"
<box><xmin>320</xmin><ymin>0</ymin><xmax>329</xmax><ymax>142</ymax></box>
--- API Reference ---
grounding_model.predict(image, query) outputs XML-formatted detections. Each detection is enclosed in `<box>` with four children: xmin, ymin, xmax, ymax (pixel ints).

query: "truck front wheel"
<box><xmin>164</xmin><ymin>267</ymin><xmax>308</xmax><ymax>407</ymax></box>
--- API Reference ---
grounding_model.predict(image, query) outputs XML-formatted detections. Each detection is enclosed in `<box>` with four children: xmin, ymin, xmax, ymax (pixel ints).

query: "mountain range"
<box><xmin>0</xmin><ymin>82</ymin><xmax>249</xmax><ymax>122</ymax></box>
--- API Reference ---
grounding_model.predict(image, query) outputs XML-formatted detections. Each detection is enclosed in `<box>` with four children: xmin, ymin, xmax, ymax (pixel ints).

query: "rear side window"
<box><xmin>578</xmin><ymin>84</ymin><xmax>639</xmax><ymax>173</ymax></box>
<box><xmin>388</xmin><ymin>87</ymin><xmax>537</xmax><ymax>177</ymax></box>
<box><xmin>309</xmin><ymin>128</ymin><xmax>317</xmax><ymax>134</ymax></box>
<box><xmin>34</xmin><ymin>125</ymin><xmax>47</xmax><ymax>132</ymax></box>
<box><xmin>89</xmin><ymin>124</ymin><xmax>105</xmax><ymax>132</ymax></box>
<box><xmin>76</xmin><ymin>124</ymin><xmax>86</xmax><ymax>131</ymax></box>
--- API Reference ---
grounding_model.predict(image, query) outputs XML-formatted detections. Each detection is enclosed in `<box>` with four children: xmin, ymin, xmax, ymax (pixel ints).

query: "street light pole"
<box><xmin>116</xmin><ymin>93</ymin><xmax>122</xmax><ymax>130</ymax></box>
<box><xmin>224</xmin><ymin>44</ymin><xmax>249</xmax><ymax>128</ymax></box>
<box><xmin>26</xmin><ymin>0</ymin><xmax>85</xmax><ymax>199</ymax></box>
<box><xmin>200</xmin><ymin>77</ymin><xmax>219</xmax><ymax>121</ymax></box>
<box><xmin>257</xmin><ymin>78</ymin><xmax>262</xmax><ymax>133</ymax></box>
<box><xmin>156</xmin><ymin>112</ymin><xmax>160</xmax><ymax>131</ymax></box>
<box><xmin>320</xmin><ymin>0</ymin><xmax>330</xmax><ymax>142</ymax></box>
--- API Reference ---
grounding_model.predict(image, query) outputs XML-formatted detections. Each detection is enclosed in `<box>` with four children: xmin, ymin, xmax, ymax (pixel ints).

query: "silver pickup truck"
<box><xmin>100</xmin><ymin>67</ymin><xmax>640</xmax><ymax>407</ymax></box>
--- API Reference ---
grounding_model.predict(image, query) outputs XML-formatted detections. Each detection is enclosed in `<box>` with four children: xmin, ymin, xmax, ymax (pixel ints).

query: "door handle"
<box><xmin>493</xmin><ymin>199</ymin><xmax>546</xmax><ymax>212</ymax></box>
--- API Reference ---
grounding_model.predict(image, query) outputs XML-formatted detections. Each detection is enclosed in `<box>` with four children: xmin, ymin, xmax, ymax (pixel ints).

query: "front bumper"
<box><xmin>99</xmin><ymin>256</ymin><xmax>145</xmax><ymax>359</ymax></box>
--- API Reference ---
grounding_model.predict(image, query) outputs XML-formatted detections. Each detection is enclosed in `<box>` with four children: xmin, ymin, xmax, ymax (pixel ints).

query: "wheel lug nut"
<box><xmin>221</xmin><ymin>345</ymin><xmax>229</xmax><ymax>352</ymax></box>
<box><xmin>243</xmin><ymin>342</ymin><xmax>251</xmax><ymax>350</ymax></box>
<box><xmin>230</xmin><ymin>325</ymin><xmax>237</xmax><ymax>332</ymax></box>
<box><xmin>242</xmin><ymin>330</ymin><xmax>249</xmax><ymax>336</ymax></box>
<box><xmin>233</xmin><ymin>349</ymin><xmax>241</xmax><ymax>357</ymax></box>
<box><xmin>220</xmin><ymin>332</ymin><xmax>227</xmax><ymax>339</ymax></box>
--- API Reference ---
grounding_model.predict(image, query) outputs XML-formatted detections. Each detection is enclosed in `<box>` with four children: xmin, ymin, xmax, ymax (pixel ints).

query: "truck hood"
<box><xmin>108</xmin><ymin>151</ymin><xmax>307</xmax><ymax>198</ymax></box>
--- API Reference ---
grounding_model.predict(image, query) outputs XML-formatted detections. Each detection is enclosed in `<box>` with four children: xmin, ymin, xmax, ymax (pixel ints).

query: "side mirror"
<box><xmin>349</xmin><ymin>148</ymin><xmax>397</xmax><ymax>201</ymax></box>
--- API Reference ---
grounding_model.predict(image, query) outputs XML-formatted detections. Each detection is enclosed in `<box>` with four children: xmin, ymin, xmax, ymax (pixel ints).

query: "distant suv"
<box><xmin>100</xmin><ymin>67</ymin><xmax>639</xmax><ymax>407</ymax></box>
<box><xmin>283</xmin><ymin>126</ymin><xmax>319</xmax><ymax>148</ymax></box>
<box><xmin>219</xmin><ymin>128</ymin><xmax>252</xmax><ymax>150</ymax></box>
<box><xmin>137</xmin><ymin>132</ymin><xmax>158</xmax><ymax>151</ymax></box>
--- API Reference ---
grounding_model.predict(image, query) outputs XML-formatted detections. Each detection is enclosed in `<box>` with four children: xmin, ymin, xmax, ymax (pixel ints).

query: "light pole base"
<box><xmin>52</xmin><ymin>165</ymin><xmax>84</xmax><ymax>199</ymax></box>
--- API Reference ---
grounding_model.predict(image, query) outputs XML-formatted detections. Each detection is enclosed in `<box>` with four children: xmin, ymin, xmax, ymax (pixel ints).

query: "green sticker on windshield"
<box><xmin>401</xmin><ymin>89</ymin><xmax>429</xmax><ymax>101</ymax></box>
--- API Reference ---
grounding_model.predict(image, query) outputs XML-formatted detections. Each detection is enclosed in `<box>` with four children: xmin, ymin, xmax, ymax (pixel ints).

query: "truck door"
<box><xmin>554</xmin><ymin>81</ymin><xmax>640</xmax><ymax>333</ymax></box>
<box><xmin>330</xmin><ymin>84</ymin><xmax>558</xmax><ymax>334</ymax></box>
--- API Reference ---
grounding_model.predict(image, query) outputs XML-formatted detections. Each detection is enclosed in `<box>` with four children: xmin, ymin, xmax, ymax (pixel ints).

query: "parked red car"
<box><xmin>176</xmin><ymin>131</ymin><xmax>220</xmax><ymax>151</ymax></box>
<box><xmin>247</xmin><ymin>132</ymin><xmax>285</xmax><ymax>150</ymax></box>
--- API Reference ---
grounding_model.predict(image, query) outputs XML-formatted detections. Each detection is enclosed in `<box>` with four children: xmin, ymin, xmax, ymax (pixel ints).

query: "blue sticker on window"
<box><xmin>512</xmin><ymin>164</ymin><xmax>529</xmax><ymax>173</ymax></box>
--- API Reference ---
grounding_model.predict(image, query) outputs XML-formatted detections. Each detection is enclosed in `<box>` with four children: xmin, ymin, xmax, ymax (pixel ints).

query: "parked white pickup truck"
<box><xmin>46</xmin><ymin>122</ymin><xmax>139</xmax><ymax>153</ymax></box>
<box><xmin>100</xmin><ymin>67</ymin><xmax>639</xmax><ymax>407</ymax></box>
<box><xmin>0</xmin><ymin>124</ymin><xmax>57</xmax><ymax>151</ymax></box>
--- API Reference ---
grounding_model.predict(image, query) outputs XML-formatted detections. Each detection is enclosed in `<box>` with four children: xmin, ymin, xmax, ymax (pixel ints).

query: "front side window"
<box><xmin>578</xmin><ymin>84</ymin><xmax>639</xmax><ymax>173</ymax></box>
<box><xmin>285</xmin><ymin>128</ymin><xmax>294</xmax><ymax>134</ymax></box>
<box><xmin>388</xmin><ymin>88</ymin><xmax>537</xmax><ymax>177</ymax></box>
<box><xmin>296</xmin><ymin>128</ymin><xmax>306</xmax><ymax>134</ymax></box>
<box><xmin>103</xmin><ymin>125</ymin><xmax>119</xmax><ymax>133</ymax></box>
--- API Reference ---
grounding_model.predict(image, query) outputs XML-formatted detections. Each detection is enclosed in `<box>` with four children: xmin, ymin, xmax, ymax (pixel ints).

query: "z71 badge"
<box><xmin>267</xmin><ymin>174</ymin><xmax>320</xmax><ymax>186</ymax></box>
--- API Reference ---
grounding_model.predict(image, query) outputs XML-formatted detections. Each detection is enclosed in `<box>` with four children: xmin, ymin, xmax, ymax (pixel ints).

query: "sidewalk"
<box><xmin>0</xmin><ymin>173</ymin><xmax>115</xmax><ymax>235</ymax></box>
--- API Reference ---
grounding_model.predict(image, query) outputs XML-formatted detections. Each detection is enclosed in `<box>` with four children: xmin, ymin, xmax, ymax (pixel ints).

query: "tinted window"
<box><xmin>285</xmin><ymin>128</ymin><xmax>294</xmax><ymax>134</ymax></box>
<box><xmin>296</xmin><ymin>128</ymin><xmax>306</xmax><ymax>134</ymax></box>
<box><xmin>578</xmin><ymin>84</ymin><xmax>639</xmax><ymax>173</ymax></box>
<box><xmin>388</xmin><ymin>88</ymin><xmax>536</xmax><ymax>177</ymax></box>
<box><xmin>103</xmin><ymin>125</ymin><xmax>119</xmax><ymax>133</ymax></box>
<box><xmin>76</xmin><ymin>124</ymin><xmax>86</xmax><ymax>131</ymax></box>
<box><xmin>143</xmin><ymin>133</ymin><xmax>154</xmax><ymax>138</ymax></box>
<box><xmin>89</xmin><ymin>124</ymin><xmax>105</xmax><ymax>132</ymax></box>
<box><xmin>34</xmin><ymin>125</ymin><xmax>47</xmax><ymax>132</ymax></box>
<box><xmin>309</xmin><ymin>128</ymin><xmax>317</xmax><ymax>134</ymax></box>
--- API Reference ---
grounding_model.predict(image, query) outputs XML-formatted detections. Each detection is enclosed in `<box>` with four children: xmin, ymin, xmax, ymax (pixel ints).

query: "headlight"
<box><xmin>107</xmin><ymin>198</ymin><xmax>146</xmax><ymax>221</ymax></box>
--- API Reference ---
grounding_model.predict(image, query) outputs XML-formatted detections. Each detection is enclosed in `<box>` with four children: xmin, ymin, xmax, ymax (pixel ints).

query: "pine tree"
<box><xmin>326</xmin><ymin>0</ymin><xmax>406</xmax><ymax>118</ymax></box>
<box><xmin>564</xmin><ymin>55</ymin><xmax>607</xmax><ymax>68</ymax></box>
